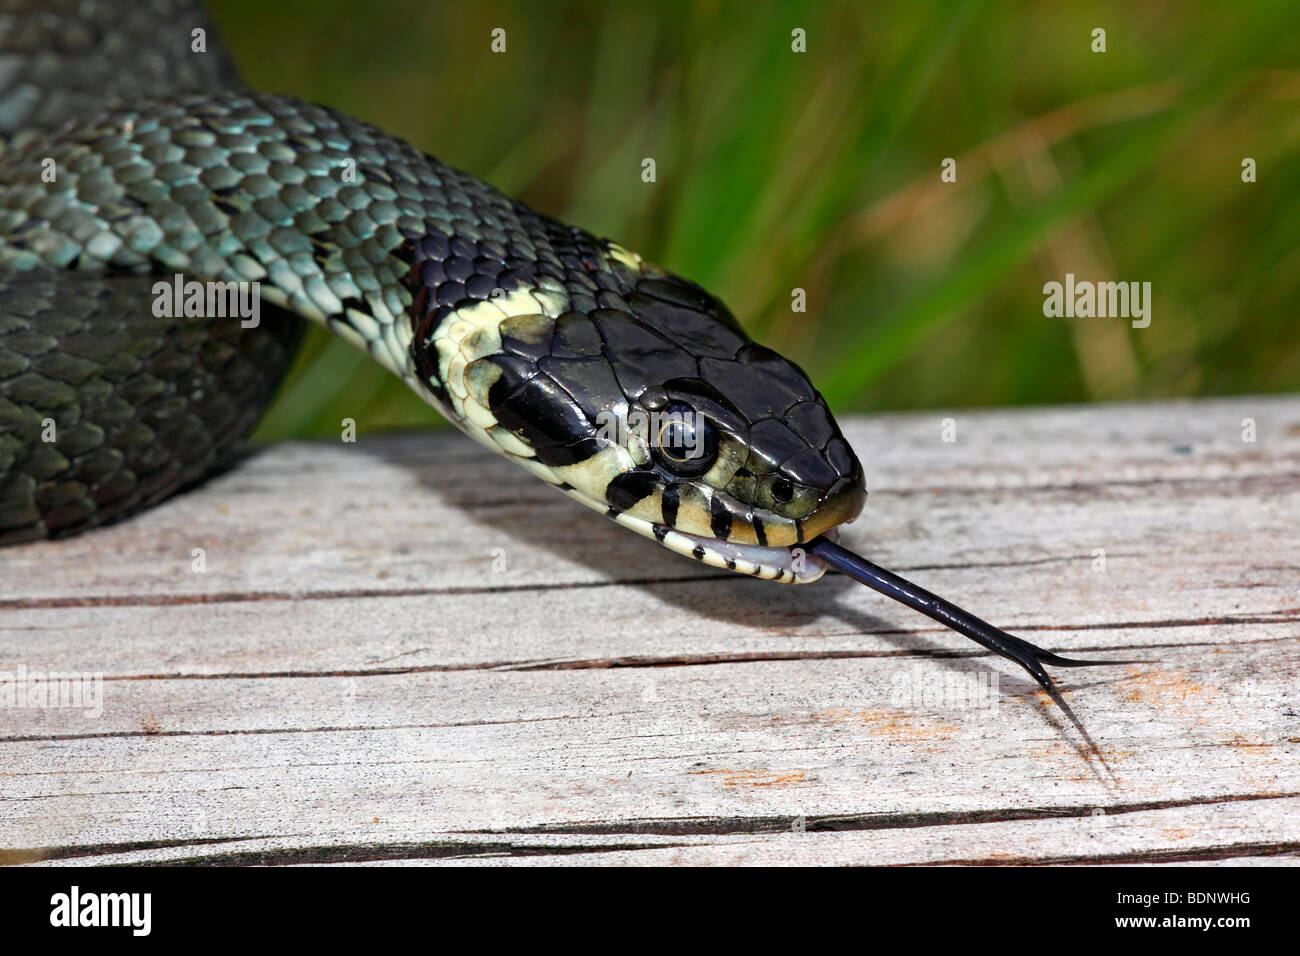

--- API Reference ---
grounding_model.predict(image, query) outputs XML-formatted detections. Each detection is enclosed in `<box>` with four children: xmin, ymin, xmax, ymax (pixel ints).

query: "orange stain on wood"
<box><xmin>1121</xmin><ymin>669</ymin><xmax>1209</xmax><ymax>706</ymax></box>
<box><xmin>690</xmin><ymin>769</ymin><xmax>807</xmax><ymax>789</ymax></box>
<box><xmin>812</xmin><ymin>707</ymin><xmax>960</xmax><ymax>741</ymax></box>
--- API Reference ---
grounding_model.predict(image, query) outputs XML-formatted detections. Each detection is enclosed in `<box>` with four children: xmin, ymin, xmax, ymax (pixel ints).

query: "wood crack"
<box><xmin>481</xmin><ymin>790</ymin><xmax>1300</xmax><ymax>837</ymax></box>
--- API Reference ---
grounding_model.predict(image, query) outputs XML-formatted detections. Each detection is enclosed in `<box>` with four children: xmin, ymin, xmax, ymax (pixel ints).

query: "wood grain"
<box><xmin>2</xmin><ymin>395</ymin><xmax>1297</xmax><ymax>865</ymax></box>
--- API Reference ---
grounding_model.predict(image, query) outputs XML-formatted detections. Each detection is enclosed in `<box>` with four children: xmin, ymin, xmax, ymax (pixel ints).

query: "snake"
<box><xmin>0</xmin><ymin>0</ymin><xmax>1136</xmax><ymax>719</ymax></box>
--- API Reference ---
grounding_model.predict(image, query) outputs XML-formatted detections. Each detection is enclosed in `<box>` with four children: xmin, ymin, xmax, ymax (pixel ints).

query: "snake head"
<box><xmin>463</xmin><ymin>259</ymin><xmax>865</xmax><ymax>583</ymax></box>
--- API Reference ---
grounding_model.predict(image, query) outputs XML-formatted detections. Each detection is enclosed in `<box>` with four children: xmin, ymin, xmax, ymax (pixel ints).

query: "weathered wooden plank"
<box><xmin>23</xmin><ymin>792</ymin><xmax>1300</xmax><ymax>867</ymax></box>
<box><xmin>1</xmin><ymin>395</ymin><xmax>1298</xmax><ymax>865</ymax></box>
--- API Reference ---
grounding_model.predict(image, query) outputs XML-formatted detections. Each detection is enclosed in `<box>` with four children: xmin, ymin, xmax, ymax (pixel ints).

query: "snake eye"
<box><xmin>651</xmin><ymin>403</ymin><xmax>717</xmax><ymax>476</ymax></box>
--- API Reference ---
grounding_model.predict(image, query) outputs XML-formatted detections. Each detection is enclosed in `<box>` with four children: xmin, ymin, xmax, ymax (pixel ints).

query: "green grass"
<box><xmin>204</xmin><ymin>0</ymin><xmax>1300</xmax><ymax>439</ymax></box>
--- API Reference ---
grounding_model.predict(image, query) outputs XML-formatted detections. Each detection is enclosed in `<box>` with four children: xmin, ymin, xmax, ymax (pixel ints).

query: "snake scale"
<box><xmin>0</xmin><ymin>0</ymin><xmax>1132</xmax><ymax>720</ymax></box>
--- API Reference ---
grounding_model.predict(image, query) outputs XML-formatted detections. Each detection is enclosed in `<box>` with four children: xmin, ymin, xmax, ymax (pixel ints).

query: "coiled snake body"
<box><xmin>0</xmin><ymin>1</ymin><xmax>1131</xmax><ymax>717</ymax></box>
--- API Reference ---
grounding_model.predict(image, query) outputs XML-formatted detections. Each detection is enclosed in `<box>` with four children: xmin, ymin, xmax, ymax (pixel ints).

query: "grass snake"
<box><xmin>0</xmin><ymin>0</ymin><xmax>1138</xmax><ymax>727</ymax></box>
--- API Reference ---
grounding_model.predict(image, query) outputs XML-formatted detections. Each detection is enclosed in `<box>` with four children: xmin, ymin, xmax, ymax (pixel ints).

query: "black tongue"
<box><xmin>804</xmin><ymin>536</ymin><xmax>1152</xmax><ymax>695</ymax></box>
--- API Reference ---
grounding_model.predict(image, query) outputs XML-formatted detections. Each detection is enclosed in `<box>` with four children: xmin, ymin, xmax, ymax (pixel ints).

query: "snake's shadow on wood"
<box><xmin>370</xmin><ymin>438</ymin><xmax>1044</xmax><ymax>687</ymax></box>
<box><xmin>367</xmin><ymin>438</ymin><xmax>1119</xmax><ymax>786</ymax></box>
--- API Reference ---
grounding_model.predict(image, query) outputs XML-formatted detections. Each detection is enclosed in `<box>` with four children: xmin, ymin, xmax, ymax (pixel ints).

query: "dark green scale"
<box><xmin>0</xmin><ymin>270</ymin><xmax>301</xmax><ymax>540</ymax></box>
<box><xmin>0</xmin><ymin>0</ymin><xmax>305</xmax><ymax>542</ymax></box>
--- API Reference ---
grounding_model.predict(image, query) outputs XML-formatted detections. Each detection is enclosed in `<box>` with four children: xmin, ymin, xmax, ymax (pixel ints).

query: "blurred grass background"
<box><xmin>205</xmin><ymin>0</ymin><xmax>1300</xmax><ymax>439</ymax></box>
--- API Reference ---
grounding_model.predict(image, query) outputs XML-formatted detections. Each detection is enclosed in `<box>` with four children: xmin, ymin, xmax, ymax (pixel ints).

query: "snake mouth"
<box><xmin>551</xmin><ymin>480</ymin><xmax>832</xmax><ymax>583</ymax></box>
<box><xmin>661</xmin><ymin>526</ymin><xmax>832</xmax><ymax>583</ymax></box>
<box><xmin>599</xmin><ymin>505</ymin><xmax>834</xmax><ymax>583</ymax></box>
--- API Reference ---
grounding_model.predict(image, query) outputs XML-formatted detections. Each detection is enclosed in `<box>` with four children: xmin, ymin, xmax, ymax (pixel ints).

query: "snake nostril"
<box><xmin>771</xmin><ymin>477</ymin><xmax>794</xmax><ymax>504</ymax></box>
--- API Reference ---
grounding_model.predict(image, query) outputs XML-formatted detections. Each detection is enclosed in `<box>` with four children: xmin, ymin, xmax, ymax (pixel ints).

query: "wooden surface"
<box><xmin>2</xmin><ymin>394</ymin><xmax>1298</xmax><ymax>866</ymax></box>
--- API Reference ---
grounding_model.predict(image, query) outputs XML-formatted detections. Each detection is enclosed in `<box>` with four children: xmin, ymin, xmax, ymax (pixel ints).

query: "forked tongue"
<box><xmin>805</xmin><ymin>535</ymin><xmax>1153</xmax><ymax>769</ymax></box>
